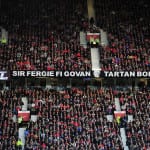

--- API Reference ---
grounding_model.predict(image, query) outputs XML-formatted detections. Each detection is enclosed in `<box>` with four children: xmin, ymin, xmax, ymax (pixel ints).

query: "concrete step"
<box><xmin>80</xmin><ymin>31</ymin><xmax>87</xmax><ymax>48</ymax></box>
<box><xmin>12</xmin><ymin>115</ymin><xmax>17</xmax><ymax>122</ymax></box>
<box><xmin>106</xmin><ymin>115</ymin><xmax>113</xmax><ymax>122</ymax></box>
<box><xmin>128</xmin><ymin>115</ymin><xmax>133</xmax><ymax>122</ymax></box>
<box><xmin>115</xmin><ymin>97</ymin><xmax>121</xmax><ymax>111</ymax></box>
<box><xmin>19</xmin><ymin>128</ymin><xmax>26</xmax><ymax>149</ymax></box>
<box><xmin>100</xmin><ymin>29</ymin><xmax>108</xmax><ymax>46</ymax></box>
<box><xmin>22</xmin><ymin>97</ymin><xmax>28</xmax><ymax>111</ymax></box>
<box><xmin>31</xmin><ymin>115</ymin><xmax>38</xmax><ymax>122</ymax></box>
<box><xmin>91</xmin><ymin>48</ymin><xmax>101</xmax><ymax>77</ymax></box>
<box><xmin>120</xmin><ymin>128</ymin><xmax>129</xmax><ymax>150</ymax></box>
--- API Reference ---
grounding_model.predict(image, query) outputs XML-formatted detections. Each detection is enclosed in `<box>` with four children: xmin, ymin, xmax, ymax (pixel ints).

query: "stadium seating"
<box><xmin>95</xmin><ymin>0</ymin><xmax>150</xmax><ymax>71</ymax></box>
<box><xmin>0</xmin><ymin>0</ymin><xmax>92</xmax><ymax>71</ymax></box>
<box><xmin>116</xmin><ymin>88</ymin><xmax>150</xmax><ymax>149</ymax></box>
<box><xmin>0</xmin><ymin>87</ymin><xmax>150</xmax><ymax>149</ymax></box>
<box><xmin>0</xmin><ymin>0</ymin><xmax>150</xmax><ymax>149</ymax></box>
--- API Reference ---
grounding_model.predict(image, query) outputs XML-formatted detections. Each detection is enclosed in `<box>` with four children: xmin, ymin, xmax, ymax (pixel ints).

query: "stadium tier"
<box><xmin>0</xmin><ymin>0</ymin><xmax>150</xmax><ymax>150</ymax></box>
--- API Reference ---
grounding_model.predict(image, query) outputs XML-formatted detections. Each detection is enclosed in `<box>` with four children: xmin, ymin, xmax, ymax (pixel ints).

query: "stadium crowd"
<box><xmin>0</xmin><ymin>87</ymin><xmax>150</xmax><ymax>149</ymax></box>
<box><xmin>0</xmin><ymin>87</ymin><xmax>123</xmax><ymax>150</ymax></box>
<box><xmin>117</xmin><ymin>89</ymin><xmax>150</xmax><ymax>149</ymax></box>
<box><xmin>95</xmin><ymin>0</ymin><xmax>150</xmax><ymax>71</ymax></box>
<box><xmin>0</xmin><ymin>0</ymin><xmax>91</xmax><ymax>71</ymax></box>
<box><xmin>0</xmin><ymin>89</ymin><xmax>24</xmax><ymax>149</ymax></box>
<box><xmin>0</xmin><ymin>0</ymin><xmax>149</xmax><ymax>72</ymax></box>
<box><xmin>0</xmin><ymin>0</ymin><xmax>150</xmax><ymax>149</ymax></box>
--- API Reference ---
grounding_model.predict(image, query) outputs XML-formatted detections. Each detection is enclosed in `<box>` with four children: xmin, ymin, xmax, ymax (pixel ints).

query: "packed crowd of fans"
<box><xmin>1</xmin><ymin>0</ymin><xmax>150</xmax><ymax>72</ymax></box>
<box><xmin>0</xmin><ymin>87</ymin><xmax>123</xmax><ymax>149</ymax></box>
<box><xmin>0</xmin><ymin>87</ymin><xmax>150</xmax><ymax>149</ymax></box>
<box><xmin>116</xmin><ymin>88</ymin><xmax>150</xmax><ymax>149</ymax></box>
<box><xmin>0</xmin><ymin>0</ymin><xmax>150</xmax><ymax>149</ymax></box>
<box><xmin>25</xmin><ymin>87</ymin><xmax>123</xmax><ymax>149</ymax></box>
<box><xmin>0</xmin><ymin>0</ymin><xmax>92</xmax><ymax>71</ymax></box>
<box><xmin>0</xmin><ymin>89</ymin><xmax>23</xmax><ymax>149</ymax></box>
<box><xmin>95</xmin><ymin>0</ymin><xmax>150</xmax><ymax>71</ymax></box>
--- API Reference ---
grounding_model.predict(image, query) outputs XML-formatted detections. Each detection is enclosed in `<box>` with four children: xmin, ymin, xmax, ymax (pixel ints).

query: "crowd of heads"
<box><xmin>0</xmin><ymin>87</ymin><xmax>150</xmax><ymax>149</ymax></box>
<box><xmin>24</xmin><ymin>88</ymin><xmax>120</xmax><ymax>149</ymax></box>
<box><xmin>0</xmin><ymin>87</ymin><xmax>123</xmax><ymax>150</ymax></box>
<box><xmin>0</xmin><ymin>89</ymin><xmax>23</xmax><ymax>149</ymax></box>
<box><xmin>0</xmin><ymin>0</ymin><xmax>150</xmax><ymax>149</ymax></box>
<box><xmin>0</xmin><ymin>0</ymin><xmax>92</xmax><ymax>71</ymax></box>
<box><xmin>117</xmin><ymin>89</ymin><xmax>150</xmax><ymax>149</ymax></box>
<box><xmin>95</xmin><ymin>0</ymin><xmax>150</xmax><ymax>71</ymax></box>
<box><xmin>1</xmin><ymin>0</ymin><xmax>150</xmax><ymax>72</ymax></box>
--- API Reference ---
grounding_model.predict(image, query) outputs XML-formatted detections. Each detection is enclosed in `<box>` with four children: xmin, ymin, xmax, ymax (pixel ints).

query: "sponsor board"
<box><xmin>18</xmin><ymin>111</ymin><xmax>30</xmax><ymax>121</ymax></box>
<box><xmin>98</xmin><ymin>71</ymin><xmax>150</xmax><ymax>78</ymax></box>
<box><xmin>11</xmin><ymin>70</ymin><xmax>91</xmax><ymax>77</ymax></box>
<box><xmin>11</xmin><ymin>70</ymin><xmax>150</xmax><ymax>78</ymax></box>
<box><xmin>114</xmin><ymin>111</ymin><xmax>126</xmax><ymax>118</ymax></box>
